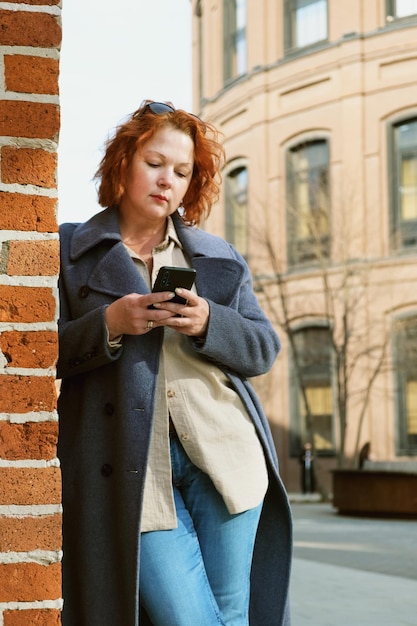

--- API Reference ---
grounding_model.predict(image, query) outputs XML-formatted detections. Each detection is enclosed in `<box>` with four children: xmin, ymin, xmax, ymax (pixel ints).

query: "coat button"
<box><xmin>180</xmin><ymin>433</ymin><xmax>190</xmax><ymax>441</ymax></box>
<box><xmin>78</xmin><ymin>285</ymin><xmax>90</xmax><ymax>298</ymax></box>
<box><xmin>101</xmin><ymin>464</ymin><xmax>113</xmax><ymax>477</ymax></box>
<box><xmin>104</xmin><ymin>403</ymin><xmax>115</xmax><ymax>416</ymax></box>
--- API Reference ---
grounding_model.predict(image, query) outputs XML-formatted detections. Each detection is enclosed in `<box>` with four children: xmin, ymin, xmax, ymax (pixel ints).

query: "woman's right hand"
<box><xmin>105</xmin><ymin>291</ymin><xmax>175</xmax><ymax>339</ymax></box>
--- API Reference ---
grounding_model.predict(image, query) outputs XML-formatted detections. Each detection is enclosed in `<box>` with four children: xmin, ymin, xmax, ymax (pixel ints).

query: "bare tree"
<box><xmin>253</xmin><ymin>197</ymin><xmax>389</xmax><ymax>472</ymax></box>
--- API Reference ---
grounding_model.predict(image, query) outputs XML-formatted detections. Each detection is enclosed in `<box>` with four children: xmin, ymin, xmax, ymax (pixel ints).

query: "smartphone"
<box><xmin>150</xmin><ymin>266</ymin><xmax>196</xmax><ymax>306</ymax></box>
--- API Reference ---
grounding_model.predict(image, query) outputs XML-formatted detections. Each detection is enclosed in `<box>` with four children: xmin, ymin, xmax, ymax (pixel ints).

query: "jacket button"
<box><xmin>104</xmin><ymin>403</ymin><xmax>115</xmax><ymax>416</ymax></box>
<box><xmin>78</xmin><ymin>285</ymin><xmax>90</xmax><ymax>298</ymax></box>
<box><xmin>101</xmin><ymin>464</ymin><xmax>113</xmax><ymax>477</ymax></box>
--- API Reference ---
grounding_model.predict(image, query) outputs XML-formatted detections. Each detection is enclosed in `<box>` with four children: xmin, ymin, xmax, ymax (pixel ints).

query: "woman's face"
<box><xmin>119</xmin><ymin>126</ymin><xmax>194</xmax><ymax>226</ymax></box>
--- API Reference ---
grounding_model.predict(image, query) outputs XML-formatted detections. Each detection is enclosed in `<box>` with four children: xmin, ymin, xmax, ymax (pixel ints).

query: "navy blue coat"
<box><xmin>57</xmin><ymin>207</ymin><xmax>292</xmax><ymax>626</ymax></box>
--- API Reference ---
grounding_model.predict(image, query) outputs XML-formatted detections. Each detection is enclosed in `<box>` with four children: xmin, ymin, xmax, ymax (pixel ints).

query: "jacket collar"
<box><xmin>68</xmin><ymin>207</ymin><xmax>244</xmax><ymax>303</ymax></box>
<box><xmin>69</xmin><ymin>207</ymin><xmax>122</xmax><ymax>261</ymax></box>
<box><xmin>69</xmin><ymin>206</ymin><xmax>221</xmax><ymax>262</ymax></box>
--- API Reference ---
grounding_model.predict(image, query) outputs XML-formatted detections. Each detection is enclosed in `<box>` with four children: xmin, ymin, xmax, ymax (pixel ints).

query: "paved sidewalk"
<box><xmin>290</xmin><ymin>557</ymin><xmax>417</xmax><ymax>626</ymax></box>
<box><xmin>289</xmin><ymin>502</ymin><xmax>417</xmax><ymax>625</ymax></box>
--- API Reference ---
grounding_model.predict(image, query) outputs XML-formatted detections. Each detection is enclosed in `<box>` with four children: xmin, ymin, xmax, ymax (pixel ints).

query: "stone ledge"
<box><xmin>363</xmin><ymin>460</ymin><xmax>417</xmax><ymax>473</ymax></box>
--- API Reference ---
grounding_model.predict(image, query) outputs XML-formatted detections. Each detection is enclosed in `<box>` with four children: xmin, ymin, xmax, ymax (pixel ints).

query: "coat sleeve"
<box><xmin>57</xmin><ymin>301</ymin><xmax>120</xmax><ymax>380</ymax></box>
<box><xmin>56</xmin><ymin>224</ymin><xmax>122</xmax><ymax>380</ymax></box>
<box><xmin>192</xmin><ymin>250</ymin><xmax>281</xmax><ymax>379</ymax></box>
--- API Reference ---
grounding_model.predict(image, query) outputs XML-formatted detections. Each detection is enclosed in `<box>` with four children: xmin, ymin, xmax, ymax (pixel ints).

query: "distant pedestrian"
<box><xmin>300</xmin><ymin>443</ymin><xmax>315</xmax><ymax>494</ymax></box>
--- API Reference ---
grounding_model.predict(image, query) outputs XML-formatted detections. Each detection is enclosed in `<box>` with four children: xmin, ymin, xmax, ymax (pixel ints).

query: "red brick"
<box><xmin>0</xmin><ymin>285</ymin><xmax>56</xmax><ymax>323</ymax></box>
<box><xmin>4</xmin><ymin>0</ymin><xmax>60</xmax><ymax>4</ymax></box>
<box><xmin>7</xmin><ymin>240</ymin><xmax>60</xmax><ymax>276</ymax></box>
<box><xmin>0</xmin><ymin>375</ymin><xmax>57</xmax><ymax>413</ymax></box>
<box><xmin>0</xmin><ymin>467</ymin><xmax>61</xmax><ymax>506</ymax></box>
<box><xmin>0</xmin><ymin>101</ymin><xmax>59</xmax><ymax>140</ymax></box>
<box><xmin>0</xmin><ymin>514</ymin><xmax>61</xmax><ymax>552</ymax></box>
<box><xmin>0</xmin><ymin>11</ymin><xmax>61</xmax><ymax>48</ymax></box>
<box><xmin>4</xmin><ymin>609</ymin><xmax>61</xmax><ymax>626</ymax></box>
<box><xmin>5</xmin><ymin>56</ymin><xmax>59</xmax><ymax>96</ymax></box>
<box><xmin>0</xmin><ymin>562</ymin><xmax>61</xmax><ymax>602</ymax></box>
<box><xmin>0</xmin><ymin>192</ymin><xmax>57</xmax><ymax>232</ymax></box>
<box><xmin>0</xmin><ymin>421</ymin><xmax>58</xmax><ymax>461</ymax></box>
<box><xmin>1</xmin><ymin>146</ymin><xmax>57</xmax><ymax>187</ymax></box>
<box><xmin>0</xmin><ymin>331</ymin><xmax>58</xmax><ymax>368</ymax></box>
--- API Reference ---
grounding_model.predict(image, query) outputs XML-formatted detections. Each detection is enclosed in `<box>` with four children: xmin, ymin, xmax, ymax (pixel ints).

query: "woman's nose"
<box><xmin>158</xmin><ymin>169</ymin><xmax>173</xmax><ymax>188</ymax></box>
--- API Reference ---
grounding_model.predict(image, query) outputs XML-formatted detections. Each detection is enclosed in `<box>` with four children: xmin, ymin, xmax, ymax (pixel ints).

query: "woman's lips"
<box><xmin>151</xmin><ymin>194</ymin><xmax>168</xmax><ymax>202</ymax></box>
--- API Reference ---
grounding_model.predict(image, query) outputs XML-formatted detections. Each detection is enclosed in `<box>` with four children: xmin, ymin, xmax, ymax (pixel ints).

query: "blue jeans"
<box><xmin>139</xmin><ymin>434</ymin><xmax>263</xmax><ymax>626</ymax></box>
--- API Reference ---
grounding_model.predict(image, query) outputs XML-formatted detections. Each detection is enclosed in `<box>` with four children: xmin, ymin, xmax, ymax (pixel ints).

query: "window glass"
<box><xmin>287</xmin><ymin>140</ymin><xmax>330</xmax><ymax>265</ymax></box>
<box><xmin>395</xmin><ymin>316</ymin><xmax>417</xmax><ymax>453</ymax></box>
<box><xmin>406</xmin><ymin>381</ymin><xmax>417</xmax><ymax>436</ymax></box>
<box><xmin>286</xmin><ymin>0</ymin><xmax>327</xmax><ymax>52</ymax></box>
<box><xmin>235</xmin><ymin>0</ymin><xmax>246</xmax><ymax>75</ymax></box>
<box><xmin>224</xmin><ymin>0</ymin><xmax>246</xmax><ymax>81</ymax></box>
<box><xmin>291</xmin><ymin>326</ymin><xmax>335</xmax><ymax>455</ymax></box>
<box><xmin>225</xmin><ymin>166</ymin><xmax>248</xmax><ymax>258</ymax></box>
<box><xmin>295</xmin><ymin>0</ymin><xmax>327</xmax><ymax>47</ymax></box>
<box><xmin>395</xmin><ymin>0</ymin><xmax>417</xmax><ymax>17</ymax></box>
<box><xmin>392</xmin><ymin>119</ymin><xmax>417</xmax><ymax>249</ymax></box>
<box><xmin>397</xmin><ymin>122</ymin><xmax>417</xmax><ymax>221</ymax></box>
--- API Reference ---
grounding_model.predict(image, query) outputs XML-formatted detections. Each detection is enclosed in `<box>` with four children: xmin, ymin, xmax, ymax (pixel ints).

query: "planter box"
<box><xmin>332</xmin><ymin>468</ymin><xmax>417</xmax><ymax>517</ymax></box>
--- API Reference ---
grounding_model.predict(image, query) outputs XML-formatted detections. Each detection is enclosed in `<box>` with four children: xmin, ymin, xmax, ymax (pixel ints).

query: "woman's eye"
<box><xmin>147</xmin><ymin>162</ymin><xmax>160</xmax><ymax>168</ymax></box>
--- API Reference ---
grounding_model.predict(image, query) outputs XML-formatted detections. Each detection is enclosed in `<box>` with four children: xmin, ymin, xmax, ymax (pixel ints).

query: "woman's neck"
<box><xmin>120</xmin><ymin>219</ymin><xmax>167</xmax><ymax>275</ymax></box>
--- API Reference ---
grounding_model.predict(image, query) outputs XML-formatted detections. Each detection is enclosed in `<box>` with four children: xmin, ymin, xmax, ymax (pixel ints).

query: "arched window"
<box><xmin>286</xmin><ymin>139</ymin><xmax>330</xmax><ymax>266</ymax></box>
<box><xmin>225</xmin><ymin>164</ymin><xmax>248</xmax><ymax>258</ymax></box>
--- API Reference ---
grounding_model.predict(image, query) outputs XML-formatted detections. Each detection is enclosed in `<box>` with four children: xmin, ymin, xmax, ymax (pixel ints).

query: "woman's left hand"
<box><xmin>152</xmin><ymin>288</ymin><xmax>209</xmax><ymax>338</ymax></box>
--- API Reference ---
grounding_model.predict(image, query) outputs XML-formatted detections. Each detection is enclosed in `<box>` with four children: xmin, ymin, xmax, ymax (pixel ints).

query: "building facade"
<box><xmin>192</xmin><ymin>0</ymin><xmax>417</xmax><ymax>492</ymax></box>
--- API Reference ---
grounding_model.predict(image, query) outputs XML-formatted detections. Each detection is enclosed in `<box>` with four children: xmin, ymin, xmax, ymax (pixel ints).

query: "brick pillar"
<box><xmin>0</xmin><ymin>2</ymin><xmax>62</xmax><ymax>625</ymax></box>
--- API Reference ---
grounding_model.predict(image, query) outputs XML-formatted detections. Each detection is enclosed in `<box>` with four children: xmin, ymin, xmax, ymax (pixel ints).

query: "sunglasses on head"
<box><xmin>132</xmin><ymin>102</ymin><xmax>176</xmax><ymax>119</ymax></box>
<box><xmin>133</xmin><ymin>101</ymin><xmax>205</xmax><ymax>128</ymax></box>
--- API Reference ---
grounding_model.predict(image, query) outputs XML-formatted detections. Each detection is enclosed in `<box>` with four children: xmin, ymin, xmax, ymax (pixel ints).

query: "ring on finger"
<box><xmin>147</xmin><ymin>320</ymin><xmax>154</xmax><ymax>329</ymax></box>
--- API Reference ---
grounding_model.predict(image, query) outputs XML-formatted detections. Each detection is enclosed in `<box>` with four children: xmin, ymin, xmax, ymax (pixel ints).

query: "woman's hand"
<box><xmin>105</xmin><ymin>291</ymin><xmax>176</xmax><ymax>339</ymax></box>
<box><xmin>152</xmin><ymin>288</ymin><xmax>209</xmax><ymax>339</ymax></box>
<box><xmin>105</xmin><ymin>289</ymin><xmax>209</xmax><ymax>340</ymax></box>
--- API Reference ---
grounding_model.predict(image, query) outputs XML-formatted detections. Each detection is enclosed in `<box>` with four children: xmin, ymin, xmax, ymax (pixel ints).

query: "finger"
<box><xmin>175</xmin><ymin>287</ymin><xmax>196</xmax><ymax>305</ymax></box>
<box><xmin>146</xmin><ymin>291</ymin><xmax>176</xmax><ymax>308</ymax></box>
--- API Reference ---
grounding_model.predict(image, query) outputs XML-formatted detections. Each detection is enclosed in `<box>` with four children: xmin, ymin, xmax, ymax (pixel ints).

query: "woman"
<box><xmin>57</xmin><ymin>101</ymin><xmax>292</xmax><ymax>626</ymax></box>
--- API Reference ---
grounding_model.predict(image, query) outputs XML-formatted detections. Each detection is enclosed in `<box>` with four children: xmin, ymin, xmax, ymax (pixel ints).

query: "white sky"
<box><xmin>58</xmin><ymin>0</ymin><xmax>192</xmax><ymax>224</ymax></box>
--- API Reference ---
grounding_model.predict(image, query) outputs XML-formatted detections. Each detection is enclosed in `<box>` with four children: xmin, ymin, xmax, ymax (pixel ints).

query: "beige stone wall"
<box><xmin>193</xmin><ymin>0</ymin><xmax>417</xmax><ymax>491</ymax></box>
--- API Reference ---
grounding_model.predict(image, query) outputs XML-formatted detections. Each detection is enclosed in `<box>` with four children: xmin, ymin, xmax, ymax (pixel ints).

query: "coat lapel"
<box><xmin>68</xmin><ymin>207</ymin><xmax>245</xmax><ymax>305</ymax></box>
<box><xmin>88</xmin><ymin>241</ymin><xmax>149</xmax><ymax>299</ymax></box>
<box><xmin>173</xmin><ymin>214</ymin><xmax>245</xmax><ymax>306</ymax></box>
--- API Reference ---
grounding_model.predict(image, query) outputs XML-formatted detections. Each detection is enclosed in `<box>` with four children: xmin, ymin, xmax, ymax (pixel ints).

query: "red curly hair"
<box><xmin>95</xmin><ymin>101</ymin><xmax>225</xmax><ymax>225</ymax></box>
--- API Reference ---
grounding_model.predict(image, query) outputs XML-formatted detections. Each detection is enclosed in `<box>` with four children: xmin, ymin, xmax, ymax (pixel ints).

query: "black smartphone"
<box><xmin>150</xmin><ymin>266</ymin><xmax>196</xmax><ymax>306</ymax></box>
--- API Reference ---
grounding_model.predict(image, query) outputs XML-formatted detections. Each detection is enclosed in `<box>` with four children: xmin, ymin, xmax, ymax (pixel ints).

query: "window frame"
<box><xmin>393</xmin><ymin>314</ymin><xmax>417</xmax><ymax>456</ymax></box>
<box><xmin>223</xmin><ymin>0</ymin><xmax>247</xmax><ymax>83</ymax></box>
<box><xmin>386</xmin><ymin>0</ymin><xmax>417</xmax><ymax>21</ymax></box>
<box><xmin>284</xmin><ymin>0</ymin><xmax>328</xmax><ymax>55</ymax></box>
<box><xmin>289</xmin><ymin>324</ymin><xmax>336</xmax><ymax>457</ymax></box>
<box><xmin>224</xmin><ymin>160</ymin><xmax>249</xmax><ymax>259</ymax></box>
<box><xmin>388</xmin><ymin>116</ymin><xmax>417</xmax><ymax>251</ymax></box>
<box><xmin>286</xmin><ymin>137</ymin><xmax>331</xmax><ymax>267</ymax></box>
